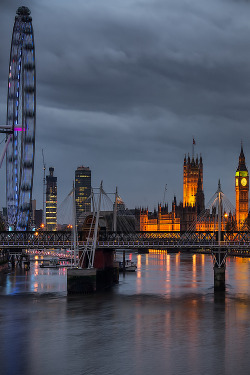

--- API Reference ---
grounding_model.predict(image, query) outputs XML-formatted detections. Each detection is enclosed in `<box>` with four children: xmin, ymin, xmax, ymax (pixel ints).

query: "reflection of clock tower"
<box><xmin>235</xmin><ymin>145</ymin><xmax>249</xmax><ymax>229</ymax></box>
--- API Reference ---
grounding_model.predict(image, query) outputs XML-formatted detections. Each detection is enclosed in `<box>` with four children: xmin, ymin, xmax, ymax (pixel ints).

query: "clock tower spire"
<box><xmin>235</xmin><ymin>144</ymin><xmax>249</xmax><ymax>229</ymax></box>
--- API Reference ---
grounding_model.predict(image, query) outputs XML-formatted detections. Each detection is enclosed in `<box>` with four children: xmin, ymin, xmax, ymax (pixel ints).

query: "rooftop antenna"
<box><xmin>163</xmin><ymin>184</ymin><xmax>167</xmax><ymax>206</ymax></box>
<box><xmin>192</xmin><ymin>138</ymin><xmax>196</xmax><ymax>160</ymax></box>
<box><xmin>42</xmin><ymin>149</ymin><xmax>46</xmax><ymax>225</ymax></box>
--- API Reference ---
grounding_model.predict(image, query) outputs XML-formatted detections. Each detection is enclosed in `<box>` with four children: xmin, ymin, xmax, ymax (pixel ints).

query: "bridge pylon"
<box><xmin>213</xmin><ymin>180</ymin><xmax>226</xmax><ymax>291</ymax></box>
<box><xmin>67</xmin><ymin>181</ymin><xmax>119</xmax><ymax>294</ymax></box>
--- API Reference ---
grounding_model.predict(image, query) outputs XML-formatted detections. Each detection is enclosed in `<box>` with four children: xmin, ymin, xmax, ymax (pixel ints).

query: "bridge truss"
<box><xmin>1</xmin><ymin>230</ymin><xmax>250</xmax><ymax>252</ymax></box>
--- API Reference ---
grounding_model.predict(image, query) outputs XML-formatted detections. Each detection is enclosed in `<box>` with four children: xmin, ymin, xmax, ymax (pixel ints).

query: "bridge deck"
<box><xmin>0</xmin><ymin>231</ymin><xmax>250</xmax><ymax>256</ymax></box>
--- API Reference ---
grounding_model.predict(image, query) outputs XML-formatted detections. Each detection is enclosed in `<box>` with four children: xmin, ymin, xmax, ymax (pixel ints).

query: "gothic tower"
<box><xmin>195</xmin><ymin>171</ymin><xmax>205</xmax><ymax>214</ymax></box>
<box><xmin>183</xmin><ymin>154</ymin><xmax>203</xmax><ymax>207</ymax></box>
<box><xmin>235</xmin><ymin>145</ymin><xmax>249</xmax><ymax>229</ymax></box>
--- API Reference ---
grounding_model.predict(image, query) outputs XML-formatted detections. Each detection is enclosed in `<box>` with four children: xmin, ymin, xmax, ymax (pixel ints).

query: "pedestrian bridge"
<box><xmin>1</xmin><ymin>231</ymin><xmax>250</xmax><ymax>257</ymax></box>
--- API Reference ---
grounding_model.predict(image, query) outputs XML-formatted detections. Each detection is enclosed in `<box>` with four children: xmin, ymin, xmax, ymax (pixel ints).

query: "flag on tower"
<box><xmin>193</xmin><ymin>138</ymin><xmax>196</xmax><ymax>145</ymax></box>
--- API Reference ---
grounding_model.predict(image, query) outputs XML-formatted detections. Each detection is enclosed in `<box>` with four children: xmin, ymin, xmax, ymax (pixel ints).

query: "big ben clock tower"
<box><xmin>235</xmin><ymin>145</ymin><xmax>249</xmax><ymax>229</ymax></box>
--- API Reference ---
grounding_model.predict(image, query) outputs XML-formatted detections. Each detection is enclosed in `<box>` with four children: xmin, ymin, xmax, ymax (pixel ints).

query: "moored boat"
<box><xmin>119</xmin><ymin>260</ymin><xmax>137</xmax><ymax>272</ymax></box>
<box><xmin>40</xmin><ymin>258</ymin><xmax>60</xmax><ymax>268</ymax></box>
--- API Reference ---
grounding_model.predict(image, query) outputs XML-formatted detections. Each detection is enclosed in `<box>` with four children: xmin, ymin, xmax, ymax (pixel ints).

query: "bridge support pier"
<box><xmin>67</xmin><ymin>268</ymin><xmax>97</xmax><ymax>294</ymax></box>
<box><xmin>214</xmin><ymin>264</ymin><xmax>225</xmax><ymax>292</ymax></box>
<box><xmin>67</xmin><ymin>248</ymin><xmax>119</xmax><ymax>294</ymax></box>
<box><xmin>67</xmin><ymin>265</ymin><xmax>119</xmax><ymax>294</ymax></box>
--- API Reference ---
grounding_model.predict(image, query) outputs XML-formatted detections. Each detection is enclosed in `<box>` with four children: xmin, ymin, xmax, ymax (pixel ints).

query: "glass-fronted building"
<box><xmin>75</xmin><ymin>166</ymin><xmax>91</xmax><ymax>225</ymax></box>
<box><xmin>46</xmin><ymin>167</ymin><xmax>57</xmax><ymax>231</ymax></box>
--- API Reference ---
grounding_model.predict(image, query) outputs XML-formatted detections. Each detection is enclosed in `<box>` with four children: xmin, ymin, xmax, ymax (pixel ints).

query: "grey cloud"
<box><xmin>1</xmin><ymin>0</ymin><xmax>250</xmax><ymax>211</ymax></box>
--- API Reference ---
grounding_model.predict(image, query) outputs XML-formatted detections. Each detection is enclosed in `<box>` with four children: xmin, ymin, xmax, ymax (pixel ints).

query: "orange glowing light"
<box><xmin>192</xmin><ymin>254</ymin><xmax>196</xmax><ymax>265</ymax></box>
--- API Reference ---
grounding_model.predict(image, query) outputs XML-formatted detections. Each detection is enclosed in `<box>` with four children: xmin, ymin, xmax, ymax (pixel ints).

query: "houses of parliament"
<box><xmin>137</xmin><ymin>145</ymin><xmax>249</xmax><ymax>232</ymax></box>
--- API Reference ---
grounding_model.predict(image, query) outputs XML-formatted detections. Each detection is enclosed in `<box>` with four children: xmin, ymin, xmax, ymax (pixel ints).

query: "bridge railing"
<box><xmin>0</xmin><ymin>231</ymin><xmax>250</xmax><ymax>251</ymax></box>
<box><xmin>0</xmin><ymin>230</ymin><xmax>250</xmax><ymax>241</ymax></box>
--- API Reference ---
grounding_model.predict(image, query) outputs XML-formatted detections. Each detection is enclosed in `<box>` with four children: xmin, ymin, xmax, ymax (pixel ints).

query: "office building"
<box><xmin>46</xmin><ymin>167</ymin><xmax>57</xmax><ymax>231</ymax></box>
<box><xmin>75</xmin><ymin>166</ymin><xmax>91</xmax><ymax>225</ymax></box>
<box><xmin>34</xmin><ymin>209</ymin><xmax>43</xmax><ymax>228</ymax></box>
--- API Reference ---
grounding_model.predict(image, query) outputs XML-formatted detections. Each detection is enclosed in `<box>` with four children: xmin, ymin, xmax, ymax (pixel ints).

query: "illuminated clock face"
<box><xmin>236</xmin><ymin>178</ymin><xmax>238</xmax><ymax>187</ymax></box>
<box><xmin>241</xmin><ymin>177</ymin><xmax>247</xmax><ymax>187</ymax></box>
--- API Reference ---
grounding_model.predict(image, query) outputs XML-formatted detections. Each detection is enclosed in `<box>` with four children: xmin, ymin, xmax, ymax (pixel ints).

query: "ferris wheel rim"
<box><xmin>6</xmin><ymin>7</ymin><xmax>36</xmax><ymax>231</ymax></box>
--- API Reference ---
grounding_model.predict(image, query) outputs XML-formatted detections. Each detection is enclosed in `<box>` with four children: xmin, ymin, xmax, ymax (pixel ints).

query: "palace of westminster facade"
<box><xmin>136</xmin><ymin>146</ymin><xmax>249</xmax><ymax>232</ymax></box>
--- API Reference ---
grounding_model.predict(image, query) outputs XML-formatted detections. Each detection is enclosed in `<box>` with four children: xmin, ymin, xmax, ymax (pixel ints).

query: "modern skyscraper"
<box><xmin>34</xmin><ymin>210</ymin><xmax>43</xmax><ymax>228</ymax></box>
<box><xmin>46</xmin><ymin>167</ymin><xmax>57</xmax><ymax>231</ymax></box>
<box><xmin>75</xmin><ymin>166</ymin><xmax>91</xmax><ymax>224</ymax></box>
<box><xmin>235</xmin><ymin>146</ymin><xmax>249</xmax><ymax>229</ymax></box>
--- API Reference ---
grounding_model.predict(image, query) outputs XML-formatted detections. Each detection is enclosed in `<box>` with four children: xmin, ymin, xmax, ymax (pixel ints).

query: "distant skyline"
<box><xmin>1</xmin><ymin>0</ymin><xmax>250</xmax><ymax>212</ymax></box>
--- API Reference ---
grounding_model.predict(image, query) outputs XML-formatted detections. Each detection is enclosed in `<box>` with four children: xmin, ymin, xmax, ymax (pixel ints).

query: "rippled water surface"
<box><xmin>1</xmin><ymin>252</ymin><xmax>250</xmax><ymax>375</ymax></box>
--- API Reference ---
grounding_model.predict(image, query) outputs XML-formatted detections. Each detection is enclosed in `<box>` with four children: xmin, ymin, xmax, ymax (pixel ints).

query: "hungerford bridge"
<box><xmin>3</xmin><ymin>181</ymin><xmax>250</xmax><ymax>292</ymax></box>
<box><xmin>2</xmin><ymin>230</ymin><xmax>250</xmax><ymax>254</ymax></box>
<box><xmin>2</xmin><ymin>181</ymin><xmax>250</xmax><ymax>256</ymax></box>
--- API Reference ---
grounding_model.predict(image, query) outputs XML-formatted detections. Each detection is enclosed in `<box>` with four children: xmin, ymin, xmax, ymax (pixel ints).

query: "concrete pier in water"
<box><xmin>67</xmin><ymin>265</ymin><xmax>119</xmax><ymax>294</ymax></box>
<box><xmin>214</xmin><ymin>264</ymin><xmax>226</xmax><ymax>292</ymax></box>
<box><xmin>67</xmin><ymin>248</ymin><xmax>119</xmax><ymax>294</ymax></box>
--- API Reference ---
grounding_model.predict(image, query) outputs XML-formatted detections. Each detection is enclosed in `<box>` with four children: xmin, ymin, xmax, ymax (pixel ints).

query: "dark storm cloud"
<box><xmin>36</xmin><ymin>1</ymin><xmax>250</xmax><ymax>115</ymax></box>
<box><xmin>1</xmin><ymin>0</ymin><xmax>250</xmax><ymax>210</ymax></box>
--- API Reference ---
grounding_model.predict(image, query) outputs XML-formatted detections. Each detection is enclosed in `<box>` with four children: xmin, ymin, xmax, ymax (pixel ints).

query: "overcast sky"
<box><xmin>1</xmin><ymin>0</ymin><xmax>250</xmax><ymax>213</ymax></box>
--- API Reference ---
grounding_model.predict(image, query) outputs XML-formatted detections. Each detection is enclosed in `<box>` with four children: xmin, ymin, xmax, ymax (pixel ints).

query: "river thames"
<box><xmin>1</xmin><ymin>251</ymin><xmax>250</xmax><ymax>375</ymax></box>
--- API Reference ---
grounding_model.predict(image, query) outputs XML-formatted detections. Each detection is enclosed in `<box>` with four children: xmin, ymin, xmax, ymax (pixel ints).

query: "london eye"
<box><xmin>5</xmin><ymin>6</ymin><xmax>36</xmax><ymax>230</ymax></box>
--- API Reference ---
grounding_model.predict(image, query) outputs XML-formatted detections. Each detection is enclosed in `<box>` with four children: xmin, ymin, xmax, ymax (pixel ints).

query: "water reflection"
<box><xmin>192</xmin><ymin>254</ymin><xmax>197</xmax><ymax>287</ymax></box>
<box><xmin>1</xmin><ymin>253</ymin><xmax>250</xmax><ymax>374</ymax></box>
<box><xmin>2</xmin><ymin>253</ymin><xmax>250</xmax><ymax>299</ymax></box>
<box><xmin>1</xmin><ymin>261</ymin><xmax>67</xmax><ymax>296</ymax></box>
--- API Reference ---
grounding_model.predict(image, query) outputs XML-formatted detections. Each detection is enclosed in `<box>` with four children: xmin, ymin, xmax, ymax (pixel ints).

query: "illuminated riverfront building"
<box><xmin>183</xmin><ymin>154</ymin><xmax>203</xmax><ymax>207</ymax></box>
<box><xmin>235</xmin><ymin>146</ymin><xmax>249</xmax><ymax>229</ymax></box>
<box><xmin>46</xmin><ymin>167</ymin><xmax>57</xmax><ymax>231</ymax></box>
<box><xmin>176</xmin><ymin>153</ymin><xmax>205</xmax><ymax>230</ymax></box>
<box><xmin>137</xmin><ymin>151</ymin><xmax>204</xmax><ymax>232</ymax></box>
<box><xmin>137</xmin><ymin>147</ymin><xmax>209</xmax><ymax>232</ymax></box>
<box><xmin>136</xmin><ymin>204</ymin><xmax>180</xmax><ymax>232</ymax></box>
<box><xmin>115</xmin><ymin>196</ymin><xmax>126</xmax><ymax>212</ymax></box>
<box><xmin>137</xmin><ymin>145</ymin><xmax>250</xmax><ymax>233</ymax></box>
<box><xmin>75</xmin><ymin>166</ymin><xmax>91</xmax><ymax>225</ymax></box>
